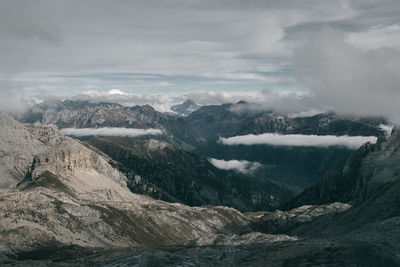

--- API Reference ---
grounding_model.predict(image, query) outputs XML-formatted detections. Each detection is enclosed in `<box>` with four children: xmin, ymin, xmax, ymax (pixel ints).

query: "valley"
<box><xmin>1</xmin><ymin>100</ymin><xmax>399</xmax><ymax>266</ymax></box>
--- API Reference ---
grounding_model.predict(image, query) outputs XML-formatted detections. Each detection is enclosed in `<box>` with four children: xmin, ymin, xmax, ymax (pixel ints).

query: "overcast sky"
<box><xmin>1</xmin><ymin>0</ymin><xmax>400</xmax><ymax>119</ymax></box>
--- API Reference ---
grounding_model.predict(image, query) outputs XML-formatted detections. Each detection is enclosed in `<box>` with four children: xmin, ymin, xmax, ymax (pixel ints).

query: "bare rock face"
<box><xmin>0</xmin><ymin>112</ymin><xmax>64</xmax><ymax>189</ymax></box>
<box><xmin>286</xmin><ymin>127</ymin><xmax>400</xmax><ymax>209</ymax></box>
<box><xmin>0</xmin><ymin>113</ymin><xmax>254</xmax><ymax>254</ymax></box>
<box><xmin>1</xmin><ymin>112</ymin><xmax>369</xmax><ymax>266</ymax></box>
<box><xmin>187</xmin><ymin>232</ymin><xmax>297</xmax><ymax>246</ymax></box>
<box><xmin>249</xmin><ymin>202</ymin><xmax>351</xmax><ymax>234</ymax></box>
<box><xmin>19</xmin><ymin>100</ymin><xmax>202</xmax><ymax>149</ymax></box>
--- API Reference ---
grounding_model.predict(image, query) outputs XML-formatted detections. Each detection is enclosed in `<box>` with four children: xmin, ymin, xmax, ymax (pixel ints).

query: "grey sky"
<box><xmin>1</xmin><ymin>0</ymin><xmax>400</xmax><ymax>119</ymax></box>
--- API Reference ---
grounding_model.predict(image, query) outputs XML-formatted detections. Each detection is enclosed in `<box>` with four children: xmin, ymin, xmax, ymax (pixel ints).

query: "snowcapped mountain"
<box><xmin>171</xmin><ymin>99</ymin><xmax>201</xmax><ymax>116</ymax></box>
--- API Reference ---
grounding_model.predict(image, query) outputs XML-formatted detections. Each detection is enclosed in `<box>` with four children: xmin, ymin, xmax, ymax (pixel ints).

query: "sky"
<box><xmin>1</xmin><ymin>0</ymin><xmax>400</xmax><ymax>120</ymax></box>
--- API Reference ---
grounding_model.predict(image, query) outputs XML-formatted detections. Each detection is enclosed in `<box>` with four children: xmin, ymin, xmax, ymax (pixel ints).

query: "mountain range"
<box><xmin>85</xmin><ymin>135</ymin><xmax>298</xmax><ymax>211</ymax></box>
<box><xmin>2</xmin><ymin>107</ymin><xmax>400</xmax><ymax>265</ymax></box>
<box><xmin>16</xmin><ymin>100</ymin><xmax>389</xmax><ymax>211</ymax></box>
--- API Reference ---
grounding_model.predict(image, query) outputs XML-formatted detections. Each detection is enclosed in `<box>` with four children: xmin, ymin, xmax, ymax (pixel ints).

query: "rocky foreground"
<box><xmin>0</xmin><ymin>112</ymin><xmax>400</xmax><ymax>266</ymax></box>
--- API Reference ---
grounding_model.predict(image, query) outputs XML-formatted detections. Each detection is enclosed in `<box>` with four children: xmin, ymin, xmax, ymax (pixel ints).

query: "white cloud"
<box><xmin>209</xmin><ymin>158</ymin><xmax>262</xmax><ymax>174</ymax></box>
<box><xmin>0</xmin><ymin>0</ymin><xmax>375</xmax><ymax>98</ymax></box>
<box><xmin>153</xmin><ymin>81</ymin><xmax>173</xmax><ymax>87</ymax></box>
<box><xmin>70</xmin><ymin>90</ymin><xmax>186</xmax><ymax>113</ymax></box>
<box><xmin>294</xmin><ymin>27</ymin><xmax>400</xmax><ymax>123</ymax></box>
<box><xmin>347</xmin><ymin>24</ymin><xmax>400</xmax><ymax>51</ymax></box>
<box><xmin>106</xmin><ymin>89</ymin><xmax>128</xmax><ymax>95</ymax></box>
<box><xmin>379</xmin><ymin>124</ymin><xmax>394</xmax><ymax>136</ymax></box>
<box><xmin>61</xmin><ymin>127</ymin><xmax>162</xmax><ymax>137</ymax></box>
<box><xmin>68</xmin><ymin>89</ymin><xmax>312</xmax><ymax>114</ymax></box>
<box><xmin>228</xmin><ymin>89</ymin><xmax>314</xmax><ymax>114</ymax></box>
<box><xmin>287</xmin><ymin>109</ymin><xmax>324</xmax><ymax>118</ymax></box>
<box><xmin>219</xmin><ymin>133</ymin><xmax>377</xmax><ymax>149</ymax></box>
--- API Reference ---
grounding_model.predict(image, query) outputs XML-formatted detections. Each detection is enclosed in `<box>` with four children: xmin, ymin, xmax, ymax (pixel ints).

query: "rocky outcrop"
<box><xmin>186</xmin><ymin>103</ymin><xmax>386</xmax><ymax>142</ymax></box>
<box><xmin>171</xmin><ymin>99</ymin><xmax>200</xmax><ymax>117</ymax></box>
<box><xmin>85</xmin><ymin>136</ymin><xmax>298</xmax><ymax>211</ymax></box>
<box><xmin>19</xmin><ymin>100</ymin><xmax>202</xmax><ymax>149</ymax></box>
<box><xmin>0</xmin><ymin>113</ymin><xmax>257</xmax><ymax>254</ymax></box>
<box><xmin>249</xmin><ymin>202</ymin><xmax>351</xmax><ymax>234</ymax></box>
<box><xmin>3</xmin><ymin>111</ymin><xmax>400</xmax><ymax>266</ymax></box>
<box><xmin>285</xmin><ymin>127</ymin><xmax>400</xmax><ymax>209</ymax></box>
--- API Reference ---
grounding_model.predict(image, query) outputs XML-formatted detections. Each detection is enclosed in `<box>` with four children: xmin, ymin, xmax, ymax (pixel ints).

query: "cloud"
<box><xmin>294</xmin><ymin>27</ymin><xmax>400</xmax><ymax>123</ymax></box>
<box><xmin>379</xmin><ymin>124</ymin><xmax>394</xmax><ymax>136</ymax></box>
<box><xmin>70</xmin><ymin>90</ymin><xmax>185</xmax><ymax>113</ymax></box>
<box><xmin>228</xmin><ymin>89</ymin><xmax>314</xmax><ymax>114</ymax></box>
<box><xmin>209</xmin><ymin>158</ymin><xmax>262</xmax><ymax>174</ymax></box>
<box><xmin>287</xmin><ymin>109</ymin><xmax>324</xmax><ymax>118</ymax></box>
<box><xmin>106</xmin><ymin>89</ymin><xmax>128</xmax><ymax>96</ymax></box>
<box><xmin>219</xmin><ymin>133</ymin><xmax>377</xmax><ymax>149</ymax></box>
<box><xmin>2</xmin><ymin>0</ymin><xmax>400</xmax><ymax>121</ymax></box>
<box><xmin>66</xmin><ymin>89</ymin><xmax>316</xmax><ymax>115</ymax></box>
<box><xmin>186</xmin><ymin>91</ymin><xmax>254</xmax><ymax>106</ymax></box>
<box><xmin>61</xmin><ymin>127</ymin><xmax>162</xmax><ymax>137</ymax></box>
<box><xmin>2</xmin><ymin>0</ymin><xmax>393</xmax><ymax>98</ymax></box>
<box><xmin>346</xmin><ymin>24</ymin><xmax>400</xmax><ymax>51</ymax></box>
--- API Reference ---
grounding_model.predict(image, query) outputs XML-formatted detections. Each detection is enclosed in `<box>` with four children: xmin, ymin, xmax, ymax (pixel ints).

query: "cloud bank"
<box><xmin>61</xmin><ymin>127</ymin><xmax>162</xmax><ymax>137</ymax></box>
<box><xmin>66</xmin><ymin>89</ymin><xmax>316</xmax><ymax>115</ymax></box>
<box><xmin>2</xmin><ymin>0</ymin><xmax>400</xmax><ymax>121</ymax></box>
<box><xmin>219</xmin><ymin>133</ymin><xmax>377</xmax><ymax>149</ymax></box>
<box><xmin>70</xmin><ymin>90</ymin><xmax>185</xmax><ymax>113</ymax></box>
<box><xmin>294</xmin><ymin>27</ymin><xmax>400</xmax><ymax>123</ymax></box>
<box><xmin>209</xmin><ymin>158</ymin><xmax>262</xmax><ymax>174</ymax></box>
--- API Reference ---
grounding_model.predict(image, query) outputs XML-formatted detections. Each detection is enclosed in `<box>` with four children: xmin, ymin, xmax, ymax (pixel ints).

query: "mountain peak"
<box><xmin>171</xmin><ymin>99</ymin><xmax>200</xmax><ymax>116</ymax></box>
<box><xmin>0</xmin><ymin>112</ymin><xmax>18</xmax><ymax>127</ymax></box>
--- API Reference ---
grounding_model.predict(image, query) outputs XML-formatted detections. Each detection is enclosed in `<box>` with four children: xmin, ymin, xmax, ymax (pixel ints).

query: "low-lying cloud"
<box><xmin>61</xmin><ymin>127</ymin><xmax>162</xmax><ymax>137</ymax></box>
<box><xmin>220</xmin><ymin>133</ymin><xmax>377</xmax><ymax>149</ymax></box>
<box><xmin>70</xmin><ymin>90</ymin><xmax>185</xmax><ymax>113</ymax></box>
<box><xmin>209</xmin><ymin>158</ymin><xmax>262</xmax><ymax>174</ymax></box>
<box><xmin>67</xmin><ymin>89</ymin><xmax>316</xmax><ymax>116</ymax></box>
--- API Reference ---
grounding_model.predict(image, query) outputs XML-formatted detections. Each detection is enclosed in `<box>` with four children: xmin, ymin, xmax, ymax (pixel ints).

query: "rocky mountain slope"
<box><xmin>85</xmin><ymin>136</ymin><xmax>298</xmax><ymax>211</ymax></box>
<box><xmin>171</xmin><ymin>99</ymin><xmax>200</xmax><ymax>116</ymax></box>
<box><xmin>19</xmin><ymin>100</ymin><xmax>202</xmax><ymax>149</ymax></box>
<box><xmin>61</xmin><ymin>126</ymin><xmax>400</xmax><ymax>266</ymax></box>
<box><xmin>185</xmin><ymin>102</ymin><xmax>386</xmax><ymax>142</ymax></box>
<box><xmin>1</xmin><ymin>112</ymin><xmax>400</xmax><ymax>266</ymax></box>
<box><xmin>186</xmin><ymin>101</ymin><xmax>388</xmax><ymax>191</ymax></box>
<box><xmin>285</xmin><ymin>127</ymin><xmax>398</xmax><ymax>208</ymax></box>
<box><xmin>19</xmin><ymin>100</ymin><xmax>388</xmax><ymax>190</ymax></box>
<box><xmin>195</xmin><ymin>142</ymin><xmax>353</xmax><ymax>190</ymax></box>
<box><xmin>0</xmin><ymin>113</ymin><xmax>263</xmax><ymax>254</ymax></box>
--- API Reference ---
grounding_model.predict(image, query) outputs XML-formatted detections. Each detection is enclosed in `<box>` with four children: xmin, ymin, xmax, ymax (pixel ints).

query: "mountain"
<box><xmin>0</xmin><ymin>113</ymin><xmax>259</xmax><ymax>254</ymax></box>
<box><xmin>171</xmin><ymin>99</ymin><xmax>200</xmax><ymax>116</ymax></box>
<box><xmin>285</xmin><ymin>127</ymin><xmax>398</xmax><ymax>208</ymax></box>
<box><xmin>85</xmin><ymin>136</ymin><xmax>299</xmax><ymax>211</ymax></box>
<box><xmin>76</xmin><ymin>127</ymin><xmax>400</xmax><ymax>266</ymax></box>
<box><xmin>186</xmin><ymin>102</ymin><xmax>387</xmax><ymax>190</ymax></box>
<box><xmin>195</xmin><ymin>143</ymin><xmax>353</xmax><ymax>189</ymax></box>
<box><xmin>19</xmin><ymin>100</ymin><xmax>202</xmax><ymax>149</ymax></box>
<box><xmin>2</xmin><ymin>112</ymin><xmax>400</xmax><ymax>266</ymax></box>
<box><xmin>185</xmin><ymin>102</ymin><xmax>386</xmax><ymax>142</ymax></box>
<box><xmin>18</xmin><ymin>100</ymin><xmax>389</xmax><ymax>202</ymax></box>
